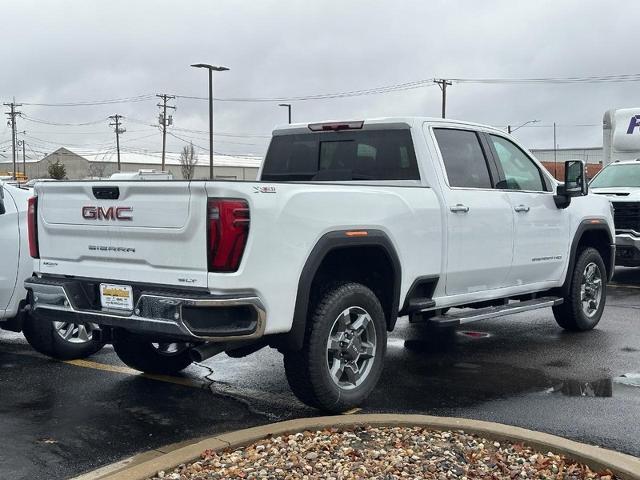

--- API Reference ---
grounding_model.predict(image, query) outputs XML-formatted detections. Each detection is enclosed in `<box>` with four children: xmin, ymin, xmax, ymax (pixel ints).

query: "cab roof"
<box><xmin>272</xmin><ymin>116</ymin><xmax>506</xmax><ymax>136</ymax></box>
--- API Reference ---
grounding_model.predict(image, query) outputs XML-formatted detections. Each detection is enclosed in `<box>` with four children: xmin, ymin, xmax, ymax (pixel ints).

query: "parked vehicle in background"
<box><xmin>0</xmin><ymin>181</ymin><xmax>104</xmax><ymax>359</ymax></box>
<box><xmin>603</xmin><ymin>108</ymin><xmax>640</xmax><ymax>166</ymax></box>
<box><xmin>591</xmin><ymin>159</ymin><xmax>640</xmax><ymax>266</ymax></box>
<box><xmin>109</xmin><ymin>169</ymin><xmax>173</xmax><ymax>180</ymax></box>
<box><xmin>26</xmin><ymin>117</ymin><xmax>615</xmax><ymax>411</ymax></box>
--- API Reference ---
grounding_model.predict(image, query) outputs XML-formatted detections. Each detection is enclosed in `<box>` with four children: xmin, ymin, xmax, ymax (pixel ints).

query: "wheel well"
<box><xmin>272</xmin><ymin>230</ymin><xmax>402</xmax><ymax>352</ymax></box>
<box><xmin>576</xmin><ymin>229</ymin><xmax>613</xmax><ymax>279</ymax></box>
<box><xmin>309</xmin><ymin>246</ymin><xmax>396</xmax><ymax>330</ymax></box>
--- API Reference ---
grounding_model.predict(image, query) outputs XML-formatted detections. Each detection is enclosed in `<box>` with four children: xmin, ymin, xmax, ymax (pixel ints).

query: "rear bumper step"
<box><xmin>24</xmin><ymin>276</ymin><xmax>266</xmax><ymax>342</ymax></box>
<box><xmin>427</xmin><ymin>296</ymin><xmax>564</xmax><ymax>328</ymax></box>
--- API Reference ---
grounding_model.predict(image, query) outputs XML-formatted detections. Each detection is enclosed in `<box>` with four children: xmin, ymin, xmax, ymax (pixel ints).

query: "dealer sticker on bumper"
<box><xmin>100</xmin><ymin>283</ymin><xmax>133</xmax><ymax>311</ymax></box>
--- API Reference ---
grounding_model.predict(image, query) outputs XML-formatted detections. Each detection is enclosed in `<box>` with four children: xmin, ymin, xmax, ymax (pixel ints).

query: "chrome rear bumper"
<box><xmin>24</xmin><ymin>276</ymin><xmax>266</xmax><ymax>342</ymax></box>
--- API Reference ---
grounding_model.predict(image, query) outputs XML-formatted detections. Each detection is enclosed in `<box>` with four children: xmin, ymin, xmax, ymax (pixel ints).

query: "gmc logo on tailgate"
<box><xmin>82</xmin><ymin>206</ymin><xmax>133</xmax><ymax>221</ymax></box>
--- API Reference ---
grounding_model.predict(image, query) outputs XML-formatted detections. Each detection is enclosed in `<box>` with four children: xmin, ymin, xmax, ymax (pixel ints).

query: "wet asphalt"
<box><xmin>1</xmin><ymin>267</ymin><xmax>639</xmax><ymax>479</ymax></box>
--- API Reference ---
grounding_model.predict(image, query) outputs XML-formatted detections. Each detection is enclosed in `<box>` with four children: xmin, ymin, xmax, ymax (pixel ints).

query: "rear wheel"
<box><xmin>553</xmin><ymin>247</ymin><xmax>607</xmax><ymax>331</ymax></box>
<box><xmin>283</xmin><ymin>282</ymin><xmax>387</xmax><ymax>412</ymax></box>
<box><xmin>113</xmin><ymin>334</ymin><xmax>193</xmax><ymax>374</ymax></box>
<box><xmin>22</xmin><ymin>316</ymin><xmax>105</xmax><ymax>360</ymax></box>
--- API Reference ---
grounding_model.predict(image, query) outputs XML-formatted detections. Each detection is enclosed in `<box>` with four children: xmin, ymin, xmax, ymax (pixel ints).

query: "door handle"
<box><xmin>450</xmin><ymin>204</ymin><xmax>470</xmax><ymax>213</ymax></box>
<box><xmin>514</xmin><ymin>205</ymin><xmax>530</xmax><ymax>212</ymax></box>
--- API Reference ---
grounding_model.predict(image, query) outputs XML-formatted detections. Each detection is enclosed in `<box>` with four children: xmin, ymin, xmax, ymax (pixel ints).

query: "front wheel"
<box><xmin>283</xmin><ymin>282</ymin><xmax>387</xmax><ymax>412</ymax></box>
<box><xmin>113</xmin><ymin>334</ymin><xmax>193</xmax><ymax>374</ymax></box>
<box><xmin>22</xmin><ymin>316</ymin><xmax>105</xmax><ymax>360</ymax></box>
<box><xmin>553</xmin><ymin>247</ymin><xmax>607</xmax><ymax>331</ymax></box>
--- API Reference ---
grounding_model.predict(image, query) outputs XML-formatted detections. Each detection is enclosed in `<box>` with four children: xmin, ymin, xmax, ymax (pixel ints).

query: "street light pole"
<box><xmin>279</xmin><ymin>103</ymin><xmax>292</xmax><ymax>124</ymax></box>
<box><xmin>191</xmin><ymin>63</ymin><xmax>229</xmax><ymax>180</ymax></box>
<box><xmin>508</xmin><ymin>119</ymin><xmax>540</xmax><ymax>134</ymax></box>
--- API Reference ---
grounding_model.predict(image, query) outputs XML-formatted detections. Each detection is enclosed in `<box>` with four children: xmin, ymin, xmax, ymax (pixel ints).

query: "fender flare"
<box><xmin>279</xmin><ymin>229</ymin><xmax>402</xmax><ymax>351</ymax></box>
<box><xmin>560</xmin><ymin>219</ymin><xmax>615</xmax><ymax>295</ymax></box>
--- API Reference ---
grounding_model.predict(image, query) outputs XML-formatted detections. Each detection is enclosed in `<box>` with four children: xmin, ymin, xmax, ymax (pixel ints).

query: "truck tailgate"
<box><xmin>36</xmin><ymin>181</ymin><xmax>209</xmax><ymax>288</ymax></box>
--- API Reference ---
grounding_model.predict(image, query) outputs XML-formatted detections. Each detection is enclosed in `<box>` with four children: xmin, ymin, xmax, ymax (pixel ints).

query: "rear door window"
<box><xmin>433</xmin><ymin>128</ymin><xmax>493</xmax><ymax>189</ymax></box>
<box><xmin>261</xmin><ymin>129</ymin><xmax>420</xmax><ymax>181</ymax></box>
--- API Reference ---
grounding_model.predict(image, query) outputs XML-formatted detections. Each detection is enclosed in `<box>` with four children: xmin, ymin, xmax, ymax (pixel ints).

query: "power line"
<box><xmin>20</xmin><ymin>114</ymin><xmax>108</xmax><ymax>126</ymax></box>
<box><xmin>451</xmin><ymin>73</ymin><xmax>640</xmax><ymax>84</ymax></box>
<box><xmin>21</xmin><ymin>94</ymin><xmax>155</xmax><ymax>107</ymax></box>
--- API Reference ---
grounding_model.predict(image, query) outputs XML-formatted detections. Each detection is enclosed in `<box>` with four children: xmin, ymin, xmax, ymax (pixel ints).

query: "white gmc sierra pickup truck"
<box><xmin>25</xmin><ymin>117</ymin><xmax>615</xmax><ymax>411</ymax></box>
<box><xmin>1</xmin><ymin>181</ymin><xmax>104</xmax><ymax>359</ymax></box>
<box><xmin>590</xmin><ymin>159</ymin><xmax>640</xmax><ymax>266</ymax></box>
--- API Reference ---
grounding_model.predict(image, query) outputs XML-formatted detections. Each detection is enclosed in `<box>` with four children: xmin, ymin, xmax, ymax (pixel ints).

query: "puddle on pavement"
<box><xmin>546</xmin><ymin>378</ymin><xmax>613</xmax><ymax>397</ymax></box>
<box><xmin>545</xmin><ymin>374</ymin><xmax>640</xmax><ymax>397</ymax></box>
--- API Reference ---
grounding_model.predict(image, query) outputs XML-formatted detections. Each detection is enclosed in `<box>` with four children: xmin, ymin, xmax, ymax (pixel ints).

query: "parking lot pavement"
<box><xmin>1</xmin><ymin>268</ymin><xmax>639</xmax><ymax>479</ymax></box>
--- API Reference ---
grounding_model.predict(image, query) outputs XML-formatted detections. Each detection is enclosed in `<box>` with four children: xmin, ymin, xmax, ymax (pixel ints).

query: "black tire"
<box><xmin>283</xmin><ymin>282</ymin><xmax>387</xmax><ymax>412</ymax></box>
<box><xmin>553</xmin><ymin>247</ymin><xmax>607</xmax><ymax>331</ymax></box>
<box><xmin>113</xmin><ymin>334</ymin><xmax>193</xmax><ymax>374</ymax></box>
<box><xmin>22</xmin><ymin>315</ymin><xmax>105</xmax><ymax>360</ymax></box>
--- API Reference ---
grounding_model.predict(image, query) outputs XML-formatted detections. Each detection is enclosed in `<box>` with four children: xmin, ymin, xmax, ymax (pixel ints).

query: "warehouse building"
<box><xmin>0</xmin><ymin>147</ymin><xmax>262</xmax><ymax>180</ymax></box>
<box><xmin>2</xmin><ymin>145</ymin><xmax>605</xmax><ymax>182</ymax></box>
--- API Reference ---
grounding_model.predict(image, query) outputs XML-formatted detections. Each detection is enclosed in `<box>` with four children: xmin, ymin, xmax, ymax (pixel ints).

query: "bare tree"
<box><xmin>180</xmin><ymin>142</ymin><xmax>198</xmax><ymax>180</ymax></box>
<box><xmin>87</xmin><ymin>162</ymin><xmax>107</xmax><ymax>179</ymax></box>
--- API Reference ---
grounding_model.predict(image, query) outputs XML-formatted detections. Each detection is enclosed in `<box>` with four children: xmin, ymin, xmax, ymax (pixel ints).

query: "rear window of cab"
<box><xmin>261</xmin><ymin>129</ymin><xmax>420</xmax><ymax>182</ymax></box>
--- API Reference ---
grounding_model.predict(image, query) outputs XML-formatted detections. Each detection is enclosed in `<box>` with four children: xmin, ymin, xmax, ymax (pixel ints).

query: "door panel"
<box><xmin>485</xmin><ymin>134</ymin><xmax>569</xmax><ymax>284</ymax></box>
<box><xmin>444</xmin><ymin>189</ymin><xmax>514</xmax><ymax>295</ymax></box>
<box><xmin>432</xmin><ymin>128</ymin><xmax>514</xmax><ymax>296</ymax></box>
<box><xmin>506</xmin><ymin>192</ymin><xmax>569</xmax><ymax>284</ymax></box>
<box><xmin>0</xmin><ymin>189</ymin><xmax>19</xmax><ymax>314</ymax></box>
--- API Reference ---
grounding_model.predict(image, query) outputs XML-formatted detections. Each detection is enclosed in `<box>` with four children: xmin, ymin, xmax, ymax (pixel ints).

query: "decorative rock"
<box><xmin>145</xmin><ymin>426</ymin><xmax>622</xmax><ymax>480</ymax></box>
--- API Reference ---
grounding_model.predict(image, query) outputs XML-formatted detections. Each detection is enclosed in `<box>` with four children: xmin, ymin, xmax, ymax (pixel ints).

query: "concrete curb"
<box><xmin>76</xmin><ymin>414</ymin><xmax>640</xmax><ymax>480</ymax></box>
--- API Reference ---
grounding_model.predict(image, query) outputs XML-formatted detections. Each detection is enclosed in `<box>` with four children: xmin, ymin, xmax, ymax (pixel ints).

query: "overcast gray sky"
<box><xmin>1</xmin><ymin>0</ymin><xmax>640</xmax><ymax>162</ymax></box>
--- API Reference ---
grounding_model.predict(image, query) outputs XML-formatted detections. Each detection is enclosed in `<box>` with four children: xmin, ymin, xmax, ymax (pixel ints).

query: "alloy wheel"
<box><xmin>326</xmin><ymin>306</ymin><xmax>377</xmax><ymax>390</ymax></box>
<box><xmin>580</xmin><ymin>261</ymin><xmax>603</xmax><ymax>318</ymax></box>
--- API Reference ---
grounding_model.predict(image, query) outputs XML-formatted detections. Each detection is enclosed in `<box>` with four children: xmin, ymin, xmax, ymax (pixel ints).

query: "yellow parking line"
<box><xmin>609</xmin><ymin>283</ymin><xmax>640</xmax><ymax>290</ymax></box>
<box><xmin>63</xmin><ymin>359</ymin><xmax>207</xmax><ymax>389</ymax></box>
<box><xmin>341</xmin><ymin>407</ymin><xmax>362</xmax><ymax>415</ymax></box>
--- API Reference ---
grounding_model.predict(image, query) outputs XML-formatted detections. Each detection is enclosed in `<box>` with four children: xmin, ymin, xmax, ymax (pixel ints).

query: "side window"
<box><xmin>433</xmin><ymin>128</ymin><xmax>493</xmax><ymax>189</ymax></box>
<box><xmin>489</xmin><ymin>135</ymin><xmax>547</xmax><ymax>191</ymax></box>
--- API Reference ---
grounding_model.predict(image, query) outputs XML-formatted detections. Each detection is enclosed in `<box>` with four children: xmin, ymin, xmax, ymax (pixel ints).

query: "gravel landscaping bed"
<box><xmin>150</xmin><ymin>425</ymin><xmax>621</xmax><ymax>479</ymax></box>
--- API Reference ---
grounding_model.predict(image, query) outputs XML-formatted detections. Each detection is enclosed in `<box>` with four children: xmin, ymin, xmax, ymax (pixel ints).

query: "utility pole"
<box><xmin>109</xmin><ymin>115</ymin><xmax>125</xmax><ymax>170</ymax></box>
<box><xmin>17</xmin><ymin>134</ymin><xmax>26</xmax><ymax>177</ymax></box>
<box><xmin>434</xmin><ymin>79</ymin><xmax>452</xmax><ymax>118</ymax></box>
<box><xmin>279</xmin><ymin>103</ymin><xmax>292</xmax><ymax>124</ymax></box>
<box><xmin>157</xmin><ymin>94</ymin><xmax>175</xmax><ymax>170</ymax></box>
<box><xmin>4</xmin><ymin>101</ymin><xmax>22</xmax><ymax>180</ymax></box>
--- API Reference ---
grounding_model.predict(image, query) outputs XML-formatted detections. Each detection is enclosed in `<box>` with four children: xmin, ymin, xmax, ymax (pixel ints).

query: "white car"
<box><xmin>0</xmin><ymin>181</ymin><xmax>104</xmax><ymax>358</ymax></box>
<box><xmin>26</xmin><ymin>117</ymin><xmax>615</xmax><ymax>411</ymax></box>
<box><xmin>590</xmin><ymin>159</ymin><xmax>640</xmax><ymax>266</ymax></box>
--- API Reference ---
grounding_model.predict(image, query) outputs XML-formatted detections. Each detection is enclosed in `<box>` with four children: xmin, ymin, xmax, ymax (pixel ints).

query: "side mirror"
<box><xmin>563</xmin><ymin>160</ymin><xmax>588</xmax><ymax>196</ymax></box>
<box><xmin>554</xmin><ymin>160</ymin><xmax>588</xmax><ymax>208</ymax></box>
<box><xmin>0</xmin><ymin>186</ymin><xmax>5</xmax><ymax>215</ymax></box>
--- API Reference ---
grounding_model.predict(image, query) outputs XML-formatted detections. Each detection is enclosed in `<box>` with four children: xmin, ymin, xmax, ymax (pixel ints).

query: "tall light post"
<box><xmin>507</xmin><ymin>119</ymin><xmax>540</xmax><ymax>134</ymax></box>
<box><xmin>278</xmin><ymin>103</ymin><xmax>292</xmax><ymax>124</ymax></box>
<box><xmin>191</xmin><ymin>63</ymin><xmax>229</xmax><ymax>180</ymax></box>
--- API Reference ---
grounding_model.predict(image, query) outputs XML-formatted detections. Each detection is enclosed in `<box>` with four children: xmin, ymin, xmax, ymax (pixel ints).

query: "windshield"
<box><xmin>590</xmin><ymin>163</ymin><xmax>640</xmax><ymax>188</ymax></box>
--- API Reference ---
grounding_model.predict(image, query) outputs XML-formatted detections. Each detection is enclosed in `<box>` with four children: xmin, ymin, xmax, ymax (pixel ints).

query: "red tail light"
<box><xmin>207</xmin><ymin>199</ymin><xmax>250</xmax><ymax>272</ymax></box>
<box><xmin>27</xmin><ymin>196</ymin><xmax>39</xmax><ymax>259</ymax></box>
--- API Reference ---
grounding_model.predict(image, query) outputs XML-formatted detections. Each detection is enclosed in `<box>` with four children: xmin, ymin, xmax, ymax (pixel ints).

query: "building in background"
<box><xmin>0</xmin><ymin>147</ymin><xmax>261</xmax><ymax>180</ymax></box>
<box><xmin>1</xmin><ymin>145</ymin><xmax>606</xmax><ymax>182</ymax></box>
<box><xmin>531</xmin><ymin>147</ymin><xmax>603</xmax><ymax>179</ymax></box>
